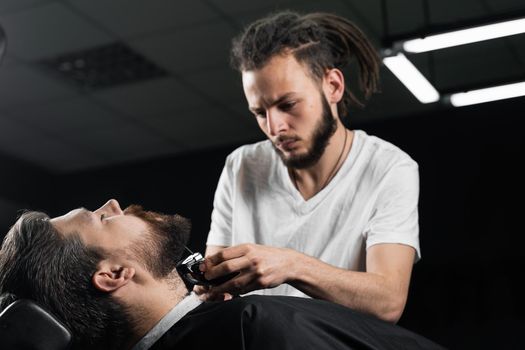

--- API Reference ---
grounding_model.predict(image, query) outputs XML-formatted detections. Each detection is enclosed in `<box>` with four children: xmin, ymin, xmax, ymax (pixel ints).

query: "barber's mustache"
<box><xmin>274</xmin><ymin>135</ymin><xmax>300</xmax><ymax>144</ymax></box>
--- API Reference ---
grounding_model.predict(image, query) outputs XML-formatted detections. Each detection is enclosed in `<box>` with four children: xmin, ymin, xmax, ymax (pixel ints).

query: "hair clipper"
<box><xmin>176</xmin><ymin>251</ymin><xmax>238</xmax><ymax>286</ymax></box>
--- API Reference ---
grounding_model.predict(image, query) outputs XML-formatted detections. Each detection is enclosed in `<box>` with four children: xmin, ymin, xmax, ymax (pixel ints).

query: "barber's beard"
<box><xmin>273</xmin><ymin>95</ymin><xmax>337</xmax><ymax>169</ymax></box>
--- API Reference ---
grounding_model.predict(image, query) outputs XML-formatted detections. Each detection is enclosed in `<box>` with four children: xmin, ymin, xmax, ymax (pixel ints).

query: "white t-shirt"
<box><xmin>207</xmin><ymin>130</ymin><xmax>420</xmax><ymax>298</ymax></box>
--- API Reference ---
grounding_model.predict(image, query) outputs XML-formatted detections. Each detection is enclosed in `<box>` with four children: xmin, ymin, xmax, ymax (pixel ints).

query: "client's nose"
<box><xmin>95</xmin><ymin>199</ymin><xmax>124</xmax><ymax>218</ymax></box>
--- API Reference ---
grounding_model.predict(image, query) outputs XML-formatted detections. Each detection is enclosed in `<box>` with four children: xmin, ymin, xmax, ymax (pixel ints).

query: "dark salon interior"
<box><xmin>1</xmin><ymin>1</ymin><xmax>524</xmax><ymax>349</ymax></box>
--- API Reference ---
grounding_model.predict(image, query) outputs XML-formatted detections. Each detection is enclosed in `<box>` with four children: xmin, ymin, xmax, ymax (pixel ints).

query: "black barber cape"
<box><xmin>149</xmin><ymin>295</ymin><xmax>445</xmax><ymax>350</ymax></box>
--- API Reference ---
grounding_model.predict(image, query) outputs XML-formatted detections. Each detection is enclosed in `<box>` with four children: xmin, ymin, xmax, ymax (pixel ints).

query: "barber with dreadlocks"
<box><xmin>197</xmin><ymin>11</ymin><xmax>420</xmax><ymax>324</ymax></box>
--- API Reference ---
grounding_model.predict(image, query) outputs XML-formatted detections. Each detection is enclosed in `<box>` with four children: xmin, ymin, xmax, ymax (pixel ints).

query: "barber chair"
<box><xmin>0</xmin><ymin>299</ymin><xmax>72</xmax><ymax>350</ymax></box>
<box><xmin>0</xmin><ymin>23</ymin><xmax>6</xmax><ymax>64</ymax></box>
<box><xmin>0</xmin><ymin>22</ymin><xmax>70</xmax><ymax>350</ymax></box>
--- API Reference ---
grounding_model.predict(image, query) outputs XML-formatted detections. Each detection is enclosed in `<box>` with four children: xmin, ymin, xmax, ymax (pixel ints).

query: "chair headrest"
<box><xmin>0</xmin><ymin>24</ymin><xmax>6</xmax><ymax>64</ymax></box>
<box><xmin>0</xmin><ymin>299</ymin><xmax>72</xmax><ymax>350</ymax></box>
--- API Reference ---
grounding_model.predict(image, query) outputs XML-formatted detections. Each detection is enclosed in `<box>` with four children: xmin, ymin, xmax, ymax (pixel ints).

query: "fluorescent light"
<box><xmin>449</xmin><ymin>81</ymin><xmax>525</xmax><ymax>107</ymax></box>
<box><xmin>403</xmin><ymin>17</ymin><xmax>525</xmax><ymax>53</ymax></box>
<box><xmin>383</xmin><ymin>53</ymin><xmax>440</xmax><ymax>103</ymax></box>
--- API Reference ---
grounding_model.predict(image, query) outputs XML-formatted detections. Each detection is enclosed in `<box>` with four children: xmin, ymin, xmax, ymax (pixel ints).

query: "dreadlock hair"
<box><xmin>231</xmin><ymin>11</ymin><xmax>381</xmax><ymax>118</ymax></box>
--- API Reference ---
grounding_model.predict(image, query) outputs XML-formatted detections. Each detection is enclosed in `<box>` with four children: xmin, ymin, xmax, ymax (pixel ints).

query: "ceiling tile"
<box><xmin>207</xmin><ymin>0</ymin><xmax>314</xmax><ymax>15</ymax></box>
<box><xmin>0</xmin><ymin>0</ymin><xmax>53</xmax><ymax>15</ymax></box>
<box><xmin>209</xmin><ymin>99</ymin><xmax>257</xmax><ymax>129</ymax></box>
<box><xmin>68</xmin><ymin>0</ymin><xmax>219</xmax><ymax>38</ymax></box>
<box><xmin>0</xmin><ymin>2</ymin><xmax>113</xmax><ymax>60</ymax></box>
<box><xmin>383</xmin><ymin>0</ymin><xmax>426</xmax><ymax>36</ymax></box>
<box><xmin>287</xmin><ymin>0</ymin><xmax>381</xmax><ymax>40</ymax></box>
<box><xmin>64</xmin><ymin>123</ymin><xmax>183</xmax><ymax>163</ymax></box>
<box><xmin>509</xmin><ymin>35</ymin><xmax>525</xmax><ymax>69</ymax></box>
<box><xmin>129</xmin><ymin>19</ymin><xmax>235</xmax><ymax>74</ymax></box>
<box><xmin>428</xmin><ymin>0</ymin><xmax>487</xmax><ymax>26</ymax></box>
<box><xmin>217</xmin><ymin>0</ymin><xmax>382</xmax><ymax>49</ymax></box>
<box><xmin>0</xmin><ymin>115</ymin><xmax>100</xmax><ymax>171</ymax></box>
<box><xmin>0</xmin><ymin>0</ymin><xmax>522</xmax><ymax>174</ymax></box>
<box><xmin>0</xmin><ymin>60</ymin><xmax>75</xmax><ymax>109</ymax></box>
<box><xmin>91</xmin><ymin>77</ymin><xmax>206</xmax><ymax>117</ymax></box>
<box><xmin>483</xmin><ymin>0</ymin><xmax>525</xmax><ymax>13</ymax></box>
<box><xmin>355</xmin><ymin>67</ymin><xmax>433</xmax><ymax>121</ymax></box>
<box><xmin>186</xmin><ymin>67</ymin><xmax>243</xmax><ymax>103</ymax></box>
<box><xmin>432</xmin><ymin>39</ymin><xmax>524</xmax><ymax>91</ymax></box>
<box><xmin>224</xmin><ymin>0</ymin><xmax>345</xmax><ymax>27</ymax></box>
<box><xmin>138</xmin><ymin>103</ymin><xmax>263</xmax><ymax>150</ymax></box>
<box><xmin>7</xmin><ymin>95</ymin><xmax>123</xmax><ymax>134</ymax></box>
<box><xmin>340</xmin><ymin>1</ymin><xmax>383</xmax><ymax>39</ymax></box>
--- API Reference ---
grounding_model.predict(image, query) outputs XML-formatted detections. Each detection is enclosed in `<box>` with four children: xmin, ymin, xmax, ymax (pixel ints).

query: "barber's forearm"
<box><xmin>285</xmin><ymin>251</ymin><xmax>406</xmax><ymax>323</ymax></box>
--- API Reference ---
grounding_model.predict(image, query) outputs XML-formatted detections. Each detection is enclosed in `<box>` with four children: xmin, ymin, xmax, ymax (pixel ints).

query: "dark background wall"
<box><xmin>1</xmin><ymin>96</ymin><xmax>524</xmax><ymax>349</ymax></box>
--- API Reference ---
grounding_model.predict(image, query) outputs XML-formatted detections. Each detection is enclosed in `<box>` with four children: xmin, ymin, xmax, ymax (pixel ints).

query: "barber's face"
<box><xmin>242</xmin><ymin>54</ymin><xmax>337</xmax><ymax>168</ymax></box>
<box><xmin>51</xmin><ymin>199</ymin><xmax>190</xmax><ymax>277</ymax></box>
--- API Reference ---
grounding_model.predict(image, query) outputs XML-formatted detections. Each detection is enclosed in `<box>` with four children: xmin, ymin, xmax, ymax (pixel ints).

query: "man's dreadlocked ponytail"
<box><xmin>231</xmin><ymin>11</ymin><xmax>380</xmax><ymax>118</ymax></box>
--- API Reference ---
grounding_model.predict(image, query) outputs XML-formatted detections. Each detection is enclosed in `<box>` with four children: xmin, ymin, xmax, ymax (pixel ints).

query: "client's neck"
<box><xmin>125</xmin><ymin>273</ymin><xmax>189</xmax><ymax>348</ymax></box>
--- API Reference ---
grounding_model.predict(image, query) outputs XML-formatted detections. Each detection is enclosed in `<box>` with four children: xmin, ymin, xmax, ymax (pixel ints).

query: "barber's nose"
<box><xmin>266</xmin><ymin>110</ymin><xmax>288</xmax><ymax>137</ymax></box>
<box><xmin>94</xmin><ymin>199</ymin><xmax>123</xmax><ymax>218</ymax></box>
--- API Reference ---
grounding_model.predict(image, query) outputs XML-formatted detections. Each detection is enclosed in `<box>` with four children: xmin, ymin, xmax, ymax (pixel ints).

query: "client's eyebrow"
<box><xmin>77</xmin><ymin>208</ymin><xmax>93</xmax><ymax>226</ymax></box>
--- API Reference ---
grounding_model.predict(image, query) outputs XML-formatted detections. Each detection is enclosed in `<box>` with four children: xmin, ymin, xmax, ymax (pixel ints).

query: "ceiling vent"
<box><xmin>40</xmin><ymin>42</ymin><xmax>168</xmax><ymax>90</ymax></box>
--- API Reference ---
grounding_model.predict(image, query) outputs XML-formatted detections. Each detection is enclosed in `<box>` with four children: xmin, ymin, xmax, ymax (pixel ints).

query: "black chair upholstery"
<box><xmin>0</xmin><ymin>299</ymin><xmax>72</xmax><ymax>350</ymax></box>
<box><xmin>0</xmin><ymin>23</ymin><xmax>6</xmax><ymax>64</ymax></box>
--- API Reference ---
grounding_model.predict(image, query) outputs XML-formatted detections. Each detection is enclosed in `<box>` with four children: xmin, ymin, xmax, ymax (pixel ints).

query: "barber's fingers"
<box><xmin>205</xmin><ymin>244</ymin><xmax>256</xmax><ymax>266</ymax></box>
<box><xmin>208</xmin><ymin>271</ymin><xmax>263</xmax><ymax>296</ymax></box>
<box><xmin>204</xmin><ymin>255</ymin><xmax>250</xmax><ymax>281</ymax></box>
<box><xmin>193</xmin><ymin>285</ymin><xmax>209</xmax><ymax>296</ymax></box>
<box><xmin>198</xmin><ymin>291</ymin><xmax>233</xmax><ymax>302</ymax></box>
<box><xmin>194</xmin><ymin>283</ymin><xmax>233</xmax><ymax>302</ymax></box>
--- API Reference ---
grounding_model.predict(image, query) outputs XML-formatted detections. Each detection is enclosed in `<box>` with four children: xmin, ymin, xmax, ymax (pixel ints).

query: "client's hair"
<box><xmin>0</xmin><ymin>211</ymin><xmax>132</xmax><ymax>350</ymax></box>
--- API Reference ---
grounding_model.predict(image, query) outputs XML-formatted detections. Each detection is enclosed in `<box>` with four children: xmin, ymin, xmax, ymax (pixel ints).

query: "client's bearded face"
<box><xmin>123</xmin><ymin>205</ymin><xmax>191</xmax><ymax>279</ymax></box>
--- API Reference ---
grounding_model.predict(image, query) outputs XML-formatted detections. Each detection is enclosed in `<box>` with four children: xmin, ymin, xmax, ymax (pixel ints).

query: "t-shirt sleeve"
<box><xmin>206</xmin><ymin>154</ymin><xmax>235</xmax><ymax>247</ymax></box>
<box><xmin>364</xmin><ymin>158</ymin><xmax>421</xmax><ymax>262</ymax></box>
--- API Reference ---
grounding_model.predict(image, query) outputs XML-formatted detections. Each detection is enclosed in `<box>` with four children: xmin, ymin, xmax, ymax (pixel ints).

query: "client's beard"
<box><xmin>123</xmin><ymin>205</ymin><xmax>191</xmax><ymax>279</ymax></box>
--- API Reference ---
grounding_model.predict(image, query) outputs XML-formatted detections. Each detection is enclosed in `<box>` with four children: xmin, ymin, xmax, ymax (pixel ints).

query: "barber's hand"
<box><xmin>201</xmin><ymin>243</ymin><xmax>295</xmax><ymax>297</ymax></box>
<box><xmin>193</xmin><ymin>284</ymin><xmax>233</xmax><ymax>302</ymax></box>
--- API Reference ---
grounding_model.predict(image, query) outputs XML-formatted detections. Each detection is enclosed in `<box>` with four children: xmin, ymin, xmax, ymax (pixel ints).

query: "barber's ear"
<box><xmin>323</xmin><ymin>68</ymin><xmax>345</xmax><ymax>104</ymax></box>
<box><xmin>92</xmin><ymin>261</ymin><xmax>135</xmax><ymax>293</ymax></box>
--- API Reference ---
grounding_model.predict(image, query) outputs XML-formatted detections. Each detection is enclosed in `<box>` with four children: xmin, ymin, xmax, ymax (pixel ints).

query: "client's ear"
<box><xmin>92</xmin><ymin>261</ymin><xmax>136</xmax><ymax>293</ymax></box>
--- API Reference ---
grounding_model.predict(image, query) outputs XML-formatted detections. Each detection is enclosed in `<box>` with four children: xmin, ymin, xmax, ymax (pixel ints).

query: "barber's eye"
<box><xmin>253</xmin><ymin>110</ymin><xmax>266</xmax><ymax>118</ymax></box>
<box><xmin>280</xmin><ymin>101</ymin><xmax>296</xmax><ymax>111</ymax></box>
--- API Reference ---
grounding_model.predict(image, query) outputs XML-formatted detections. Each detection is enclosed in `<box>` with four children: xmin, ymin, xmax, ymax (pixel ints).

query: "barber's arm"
<box><xmin>201</xmin><ymin>161</ymin><xmax>419</xmax><ymax>323</ymax></box>
<box><xmin>201</xmin><ymin>243</ymin><xmax>414</xmax><ymax>323</ymax></box>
